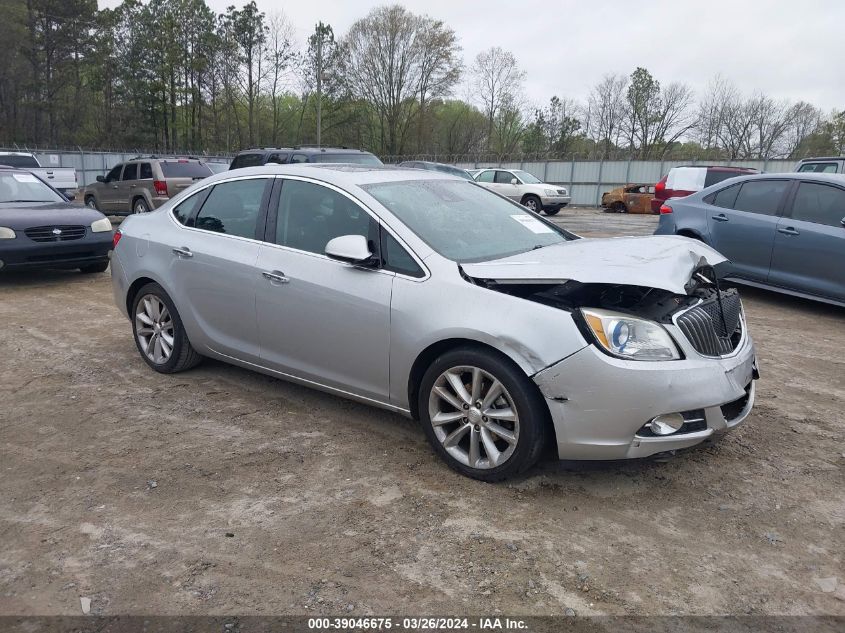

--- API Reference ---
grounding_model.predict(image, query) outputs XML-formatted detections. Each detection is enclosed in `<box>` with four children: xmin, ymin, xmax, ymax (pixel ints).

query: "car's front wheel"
<box><xmin>419</xmin><ymin>347</ymin><xmax>548</xmax><ymax>481</ymax></box>
<box><xmin>521</xmin><ymin>195</ymin><xmax>542</xmax><ymax>213</ymax></box>
<box><xmin>132</xmin><ymin>283</ymin><xmax>202</xmax><ymax>374</ymax></box>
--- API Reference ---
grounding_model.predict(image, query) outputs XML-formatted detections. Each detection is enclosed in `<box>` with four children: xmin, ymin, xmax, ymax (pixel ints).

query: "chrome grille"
<box><xmin>675</xmin><ymin>290</ymin><xmax>743</xmax><ymax>357</ymax></box>
<box><xmin>24</xmin><ymin>225</ymin><xmax>86</xmax><ymax>242</ymax></box>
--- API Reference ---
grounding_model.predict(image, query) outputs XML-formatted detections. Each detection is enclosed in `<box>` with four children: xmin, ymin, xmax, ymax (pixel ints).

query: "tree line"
<box><xmin>1</xmin><ymin>0</ymin><xmax>843</xmax><ymax>161</ymax></box>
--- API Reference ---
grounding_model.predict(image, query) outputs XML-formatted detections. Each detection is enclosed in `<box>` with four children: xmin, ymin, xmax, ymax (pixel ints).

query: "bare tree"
<box><xmin>784</xmin><ymin>101</ymin><xmax>822</xmax><ymax>157</ymax></box>
<box><xmin>344</xmin><ymin>5</ymin><xmax>421</xmax><ymax>155</ymax></box>
<box><xmin>471</xmin><ymin>47</ymin><xmax>526</xmax><ymax>150</ymax></box>
<box><xmin>586</xmin><ymin>73</ymin><xmax>627</xmax><ymax>159</ymax></box>
<box><xmin>414</xmin><ymin>17</ymin><xmax>461</xmax><ymax>152</ymax></box>
<box><xmin>264</xmin><ymin>11</ymin><xmax>294</xmax><ymax>146</ymax></box>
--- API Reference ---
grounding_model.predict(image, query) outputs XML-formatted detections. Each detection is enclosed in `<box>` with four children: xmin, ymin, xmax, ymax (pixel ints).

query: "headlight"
<box><xmin>581</xmin><ymin>308</ymin><xmax>681</xmax><ymax>361</ymax></box>
<box><xmin>544</xmin><ymin>189</ymin><xmax>557</xmax><ymax>196</ymax></box>
<box><xmin>91</xmin><ymin>217</ymin><xmax>113</xmax><ymax>233</ymax></box>
<box><xmin>0</xmin><ymin>227</ymin><xmax>16</xmax><ymax>239</ymax></box>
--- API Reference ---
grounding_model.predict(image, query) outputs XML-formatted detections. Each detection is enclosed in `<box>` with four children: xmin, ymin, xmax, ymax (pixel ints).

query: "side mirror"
<box><xmin>96</xmin><ymin>175</ymin><xmax>105</xmax><ymax>183</ymax></box>
<box><xmin>325</xmin><ymin>235</ymin><xmax>377</xmax><ymax>267</ymax></box>
<box><xmin>510</xmin><ymin>178</ymin><xmax>518</xmax><ymax>185</ymax></box>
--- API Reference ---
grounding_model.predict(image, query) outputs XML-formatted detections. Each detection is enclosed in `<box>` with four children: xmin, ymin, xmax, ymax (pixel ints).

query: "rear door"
<box><xmin>707</xmin><ymin>179</ymin><xmax>790</xmax><ymax>282</ymax></box>
<box><xmin>768</xmin><ymin>180</ymin><xmax>845</xmax><ymax>301</ymax></box>
<box><xmin>166</xmin><ymin>176</ymin><xmax>272</xmax><ymax>361</ymax></box>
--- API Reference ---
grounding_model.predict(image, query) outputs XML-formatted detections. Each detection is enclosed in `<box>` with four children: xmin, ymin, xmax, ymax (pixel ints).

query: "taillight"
<box><xmin>153</xmin><ymin>180</ymin><xmax>168</xmax><ymax>196</ymax></box>
<box><xmin>659</xmin><ymin>204</ymin><xmax>673</xmax><ymax>214</ymax></box>
<box><xmin>655</xmin><ymin>176</ymin><xmax>667</xmax><ymax>197</ymax></box>
<box><xmin>113</xmin><ymin>229</ymin><xmax>123</xmax><ymax>248</ymax></box>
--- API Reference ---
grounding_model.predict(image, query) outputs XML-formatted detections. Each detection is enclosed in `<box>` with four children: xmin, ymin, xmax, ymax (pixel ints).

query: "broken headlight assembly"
<box><xmin>580</xmin><ymin>308</ymin><xmax>681</xmax><ymax>361</ymax></box>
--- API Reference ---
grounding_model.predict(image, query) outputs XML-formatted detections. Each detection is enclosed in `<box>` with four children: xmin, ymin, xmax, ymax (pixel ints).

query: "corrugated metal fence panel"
<box><xmin>571</xmin><ymin>161</ymin><xmax>602</xmax><ymax>183</ymax></box>
<box><xmin>571</xmin><ymin>184</ymin><xmax>600</xmax><ymax>206</ymax></box>
<box><xmin>545</xmin><ymin>161</ymin><xmax>572</xmax><ymax>183</ymax></box>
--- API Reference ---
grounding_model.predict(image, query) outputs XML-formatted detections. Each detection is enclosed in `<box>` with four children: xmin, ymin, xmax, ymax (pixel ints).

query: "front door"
<box><xmin>707</xmin><ymin>179</ymin><xmax>790</xmax><ymax>282</ymax></box>
<box><xmin>117</xmin><ymin>162</ymin><xmax>138</xmax><ymax>213</ymax></box>
<box><xmin>493</xmin><ymin>170</ymin><xmax>521</xmax><ymax>200</ymax></box>
<box><xmin>98</xmin><ymin>164</ymin><xmax>124</xmax><ymax>212</ymax></box>
<box><xmin>255</xmin><ymin>177</ymin><xmax>393</xmax><ymax>402</ymax></box>
<box><xmin>768</xmin><ymin>180</ymin><xmax>845</xmax><ymax>302</ymax></box>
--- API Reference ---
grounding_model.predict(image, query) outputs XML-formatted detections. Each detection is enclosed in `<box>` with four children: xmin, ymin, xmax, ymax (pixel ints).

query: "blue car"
<box><xmin>655</xmin><ymin>172</ymin><xmax>845</xmax><ymax>307</ymax></box>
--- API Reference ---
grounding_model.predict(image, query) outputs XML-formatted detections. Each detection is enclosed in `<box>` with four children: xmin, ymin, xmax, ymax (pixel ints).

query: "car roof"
<box><xmin>795</xmin><ymin>156</ymin><xmax>845</xmax><ymax>162</ymax></box>
<box><xmin>701</xmin><ymin>172</ymin><xmax>845</xmax><ymax>190</ymax></box>
<box><xmin>236</xmin><ymin>147</ymin><xmax>376</xmax><ymax>156</ymax></box>
<box><xmin>670</xmin><ymin>165</ymin><xmax>757</xmax><ymax>172</ymax></box>
<box><xmin>205</xmin><ymin>163</ymin><xmax>465</xmax><ymax>188</ymax></box>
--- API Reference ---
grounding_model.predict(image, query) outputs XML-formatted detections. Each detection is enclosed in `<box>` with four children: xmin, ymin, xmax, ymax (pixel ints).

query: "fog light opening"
<box><xmin>649</xmin><ymin>413</ymin><xmax>685</xmax><ymax>436</ymax></box>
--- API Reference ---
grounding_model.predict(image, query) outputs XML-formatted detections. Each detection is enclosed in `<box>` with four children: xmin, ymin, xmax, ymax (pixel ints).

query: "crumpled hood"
<box><xmin>461</xmin><ymin>235</ymin><xmax>728</xmax><ymax>295</ymax></box>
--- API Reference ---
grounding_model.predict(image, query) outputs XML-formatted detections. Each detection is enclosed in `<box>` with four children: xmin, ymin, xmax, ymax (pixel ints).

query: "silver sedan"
<box><xmin>110</xmin><ymin>164</ymin><xmax>758</xmax><ymax>481</ymax></box>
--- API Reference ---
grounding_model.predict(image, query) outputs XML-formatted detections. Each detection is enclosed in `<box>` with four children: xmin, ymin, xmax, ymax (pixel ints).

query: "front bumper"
<box><xmin>541</xmin><ymin>195</ymin><xmax>571</xmax><ymax>210</ymax></box>
<box><xmin>0</xmin><ymin>233</ymin><xmax>112</xmax><ymax>270</ymax></box>
<box><xmin>533</xmin><ymin>326</ymin><xmax>757</xmax><ymax>460</ymax></box>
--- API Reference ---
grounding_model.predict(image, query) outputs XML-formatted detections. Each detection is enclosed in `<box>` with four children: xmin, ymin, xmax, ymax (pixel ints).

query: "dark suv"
<box><xmin>229</xmin><ymin>147</ymin><xmax>382</xmax><ymax>170</ymax></box>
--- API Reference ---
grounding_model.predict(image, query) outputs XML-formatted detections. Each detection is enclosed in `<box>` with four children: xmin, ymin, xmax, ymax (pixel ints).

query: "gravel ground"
<box><xmin>0</xmin><ymin>208</ymin><xmax>843</xmax><ymax>616</ymax></box>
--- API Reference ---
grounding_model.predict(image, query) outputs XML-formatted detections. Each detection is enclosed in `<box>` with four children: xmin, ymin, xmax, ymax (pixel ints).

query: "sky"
<box><xmin>100</xmin><ymin>0</ymin><xmax>844</xmax><ymax>112</ymax></box>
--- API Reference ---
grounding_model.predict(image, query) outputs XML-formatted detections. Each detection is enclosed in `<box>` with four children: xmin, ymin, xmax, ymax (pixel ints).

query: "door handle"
<box><xmin>112</xmin><ymin>185</ymin><xmax>119</xmax><ymax>189</ymax></box>
<box><xmin>778</xmin><ymin>227</ymin><xmax>800</xmax><ymax>236</ymax></box>
<box><xmin>172</xmin><ymin>247</ymin><xmax>193</xmax><ymax>258</ymax></box>
<box><xmin>262</xmin><ymin>270</ymin><xmax>289</xmax><ymax>284</ymax></box>
<box><xmin>711</xmin><ymin>214</ymin><xmax>729</xmax><ymax>222</ymax></box>
<box><xmin>130</xmin><ymin>184</ymin><xmax>137</xmax><ymax>189</ymax></box>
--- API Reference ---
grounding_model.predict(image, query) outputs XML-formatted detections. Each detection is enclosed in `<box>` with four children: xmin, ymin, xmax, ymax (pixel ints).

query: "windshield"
<box><xmin>363</xmin><ymin>180</ymin><xmax>571</xmax><ymax>263</ymax></box>
<box><xmin>0</xmin><ymin>155</ymin><xmax>39</xmax><ymax>168</ymax></box>
<box><xmin>512</xmin><ymin>170</ymin><xmax>542</xmax><ymax>184</ymax></box>
<box><xmin>0</xmin><ymin>171</ymin><xmax>63</xmax><ymax>203</ymax></box>
<box><xmin>316</xmin><ymin>153</ymin><xmax>383</xmax><ymax>166</ymax></box>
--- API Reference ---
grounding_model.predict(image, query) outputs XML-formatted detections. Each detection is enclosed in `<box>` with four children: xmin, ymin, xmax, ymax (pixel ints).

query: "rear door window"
<box><xmin>266</xmin><ymin>153</ymin><xmax>288</xmax><ymax>164</ymax></box>
<box><xmin>290</xmin><ymin>154</ymin><xmax>308</xmax><ymax>164</ymax></box>
<box><xmin>121</xmin><ymin>163</ymin><xmax>138</xmax><ymax>180</ymax></box>
<box><xmin>160</xmin><ymin>162</ymin><xmax>213</xmax><ymax>178</ymax></box>
<box><xmin>194</xmin><ymin>178</ymin><xmax>269</xmax><ymax>239</ymax></box>
<box><xmin>732</xmin><ymin>180</ymin><xmax>790</xmax><ymax>216</ymax></box>
<box><xmin>788</xmin><ymin>182</ymin><xmax>845</xmax><ymax>227</ymax></box>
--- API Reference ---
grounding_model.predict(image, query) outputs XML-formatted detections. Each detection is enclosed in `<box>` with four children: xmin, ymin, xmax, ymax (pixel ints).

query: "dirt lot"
<box><xmin>1</xmin><ymin>208</ymin><xmax>843</xmax><ymax>616</ymax></box>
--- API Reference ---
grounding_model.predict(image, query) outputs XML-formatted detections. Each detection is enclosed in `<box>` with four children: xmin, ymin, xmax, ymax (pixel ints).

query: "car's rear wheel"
<box><xmin>132</xmin><ymin>283</ymin><xmax>202</xmax><ymax>374</ymax></box>
<box><xmin>85</xmin><ymin>196</ymin><xmax>99</xmax><ymax>211</ymax></box>
<box><xmin>79</xmin><ymin>261</ymin><xmax>109</xmax><ymax>274</ymax></box>
<box><xmin>419</xmin><ymin>347</ymin><xmax>548</xmax><ymax>481</ymax></box>
<box><xmin>521</xmin><ymin>195</ymin><xmax>542</xmax><ymax>213</ymax></box>
<box><xmin>133</xmin><ymin>197</ymin><xmax>150</xmax><ymax>214</ymax></box>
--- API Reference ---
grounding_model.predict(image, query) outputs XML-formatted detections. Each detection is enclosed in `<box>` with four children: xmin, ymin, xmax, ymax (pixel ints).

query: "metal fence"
<box><xmin>0</xmin><ymin>147</ymin><xmax>232</xmax><ymax>188</ymax></box>
<box><xmin>2</xmin><ymin>147</ymin><xmax>796</xmax><ymax>205</ymax></box>
<box><xmin>452</xmin><ymin>158</ymin><xmax>796</xmax><ymax>206</ymax></box>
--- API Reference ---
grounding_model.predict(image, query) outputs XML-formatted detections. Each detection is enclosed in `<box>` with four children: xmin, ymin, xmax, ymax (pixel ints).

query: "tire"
<box><xmin>131</xmin><ymin>282</ymin><xmax>202</xmax><ymax>374</ymax></box>
<box><xmin>521</xmin><ymin>195</ymin><xmax>542</xmax><ymax>213</ymax></box>
<box><xmin>544</xmin><ymin>207</ymin><xmax>561</xmax><ymax>216</ymax></box>
<box><xmin>79</xmin><ymin>261</ymin><xmax>109</xmax><ymax>274</ymax></box>
<box><xmin>418</xmin><ymin>346</ymin><xmax>549</xmax><ymax>482</ymax></box>
<box><xmin>85</xmin><ymin>196</ymin><xmax>99</xmax><ymax>211</ymax></box>
<box><xmin>613</xmin><ymin>202</ymin><xmax>627</xmax><ymax>213</ymax></box>
<box><xmin>133</xmin><ymin>197</ymin><xmax>150</xmax><ymax>214</ymax></box>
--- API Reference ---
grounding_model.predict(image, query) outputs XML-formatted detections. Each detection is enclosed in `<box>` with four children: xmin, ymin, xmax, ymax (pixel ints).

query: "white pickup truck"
<box><xmin>0</xmin><ymin>151</ymin><xmax>79</xmax><ymax>199</ymax></box>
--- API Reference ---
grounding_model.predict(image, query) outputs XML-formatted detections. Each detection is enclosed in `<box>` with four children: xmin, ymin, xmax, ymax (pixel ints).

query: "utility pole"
<box><xmin>316</xmin><ymin>32</ymin><xmax>322</xmax><ymax>148</ymax></box>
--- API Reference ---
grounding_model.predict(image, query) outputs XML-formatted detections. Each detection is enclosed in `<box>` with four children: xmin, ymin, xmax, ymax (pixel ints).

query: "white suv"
<box><xmin>473</xmin><ymin>168</ymin><xmax>571</xmax><ymax>215</ymax></box>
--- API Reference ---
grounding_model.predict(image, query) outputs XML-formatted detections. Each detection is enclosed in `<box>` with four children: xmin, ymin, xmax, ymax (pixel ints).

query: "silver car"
<box><xmin>110</xmin><ymin>164</ymin><xmax>758</xmax><ymax>481</ymax></box>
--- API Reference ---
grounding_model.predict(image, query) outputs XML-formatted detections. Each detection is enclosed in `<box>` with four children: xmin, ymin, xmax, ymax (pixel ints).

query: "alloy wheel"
<box><xmin>135</xmin><ymin>294</ymin><xmax>175</xmax><ymax>364</ymax></box>
<box><xmin>524</xmin><ymin>198</ymin><xmax>539</xmax><ymax>211</ymax></box>
<box><xmin>428</xmin><ymin>365</ymin><xmax>520</xmax><ymax>469</ymax></box>
<box><xmin>134</xmin><ymin>199</ymin><xmax>149</xmax><ymax>213</ymax></box>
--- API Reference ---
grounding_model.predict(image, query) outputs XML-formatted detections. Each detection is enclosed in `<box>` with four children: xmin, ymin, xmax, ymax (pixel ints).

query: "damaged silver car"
<box><xmin>110</xmin><ymin>164</ymin><xmax>758</xmax><ymax>481</ymax></box>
